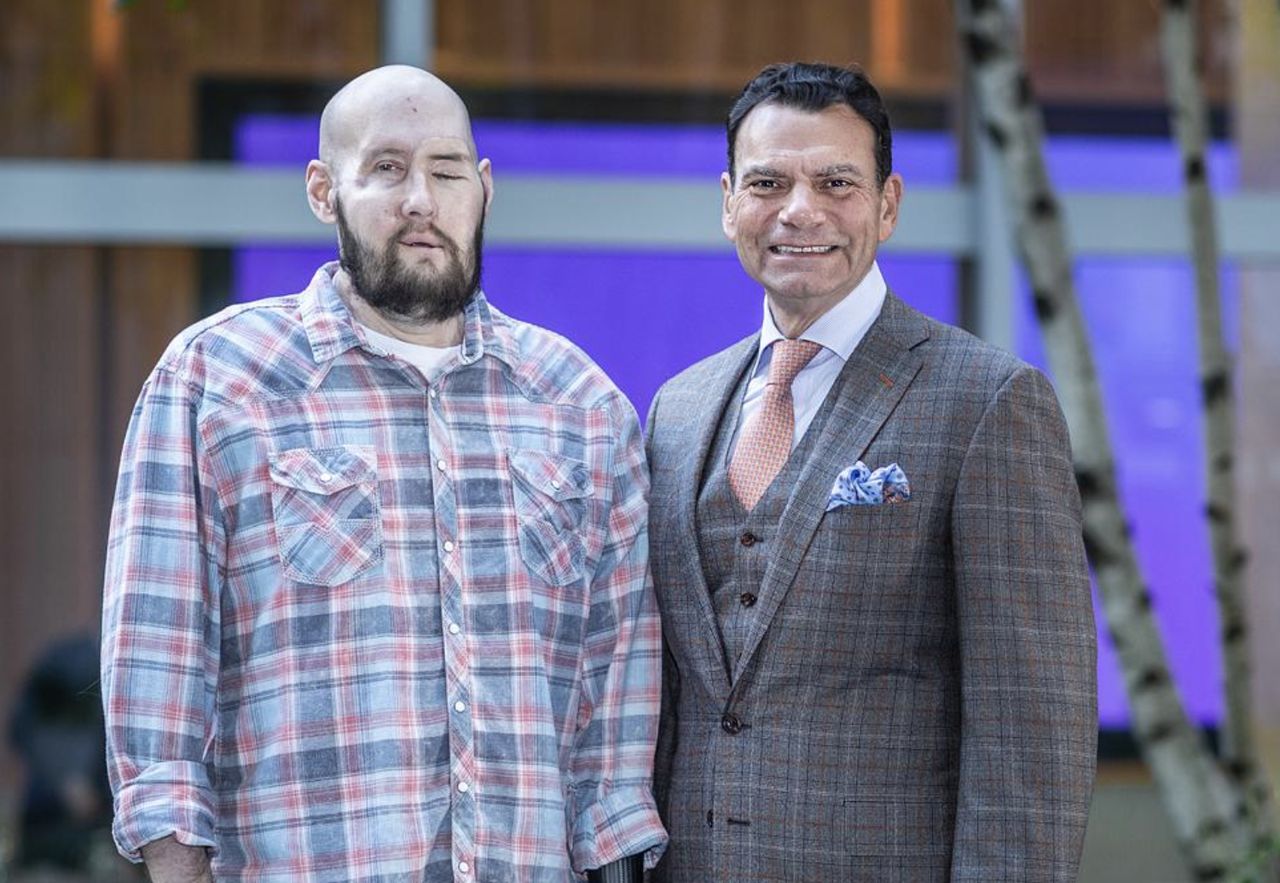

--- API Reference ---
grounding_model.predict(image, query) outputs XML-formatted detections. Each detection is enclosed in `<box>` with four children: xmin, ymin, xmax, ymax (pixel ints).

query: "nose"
<box><xmin>400</xmin><ymin>169</ymin><xmax>437</xmax><ymax>219</ymax></box>
<box><xmin>778</xmin><ymin>184</ymin><xmax>821</xmax><ymax>228</ymax></box>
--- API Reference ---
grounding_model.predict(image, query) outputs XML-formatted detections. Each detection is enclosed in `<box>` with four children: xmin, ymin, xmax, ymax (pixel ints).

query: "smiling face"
<box><xmin>306</xmin><ymin>67</ymin><xmax>493</xmax><ymax>324</ymax></box>
<box><xmin>722</xmin><ymin>101</ymin><xmax>902</xmax><ymax>335</ymax></box>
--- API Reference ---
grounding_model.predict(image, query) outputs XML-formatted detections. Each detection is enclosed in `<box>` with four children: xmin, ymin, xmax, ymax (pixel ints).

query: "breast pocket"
<box><xmin>508</xmin><ymin>448</ymin><xmax>593</xmax><ymax>587</ymax></box>
<box><xmin>268</xmin><ymin>445</ymin><xmax>384</xmax><ymax>586</ymax></box>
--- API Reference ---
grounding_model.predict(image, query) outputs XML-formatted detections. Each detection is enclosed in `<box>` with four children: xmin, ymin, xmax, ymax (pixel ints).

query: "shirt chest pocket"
<box><xmin>508</xmin><ymin>448</ymin><xmax>593</xmax><ymax>587</ymax></box>
<box><xmin>268</xmin><ymin>445</ymin><xmax>384</xmax><ymax>586</ymax></box>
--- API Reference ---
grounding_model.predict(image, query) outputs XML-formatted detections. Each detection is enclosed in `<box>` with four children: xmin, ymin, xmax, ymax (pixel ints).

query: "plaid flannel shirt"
<box><xmin>101</xmin><ymin>263</ymin><xmax>666</xmax><ymax>881</ymax></box>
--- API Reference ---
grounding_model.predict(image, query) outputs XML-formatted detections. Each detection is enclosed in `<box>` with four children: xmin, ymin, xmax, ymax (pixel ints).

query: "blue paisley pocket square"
<box><xmin>825</xmin><ymin>461</ymin><xmax>911</xmax><ymax>510</ymax></box>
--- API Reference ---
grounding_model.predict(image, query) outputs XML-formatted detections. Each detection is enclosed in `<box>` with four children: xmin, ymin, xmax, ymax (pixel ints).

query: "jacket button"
<box><xmin>739</xmin><ymin>592</ymin><xmax>757</xmax><ymax>608</ymax></box>
<box><xmin>721</xmin><ymin>713</ymin><xmax>743</xmax><ymax>735</ymax></box>
<box><xmin>739</xmin><ymin>531</ymin><xmax>758</xmax><ymax>547</ymax></box>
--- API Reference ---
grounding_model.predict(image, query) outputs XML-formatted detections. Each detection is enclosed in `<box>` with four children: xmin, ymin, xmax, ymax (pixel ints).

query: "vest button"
<box><xmin>739</xmin><ymin>592</ymin><xmax>757</xmax><ymax>608</ymax></box>
<box><xmin>721</xmin><ymin>713</ymin><xmax>743</xmax><ymax>735</ymax></box>
<box><xmin>739</xmin><ymin>531</ymin><xmax>758</xmax><ymax>547</ymax></box>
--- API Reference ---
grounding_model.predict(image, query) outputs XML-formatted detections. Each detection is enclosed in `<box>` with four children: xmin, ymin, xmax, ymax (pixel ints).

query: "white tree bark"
<box><xmin>1158</xmin><ymin>0</ymin><xmax>1277</xmax><ymax>863</ymax></box>
<box><xmin>955</xmin><ymin>1</ymin><xmax>1253</xmax><ymax>878</ymax></box>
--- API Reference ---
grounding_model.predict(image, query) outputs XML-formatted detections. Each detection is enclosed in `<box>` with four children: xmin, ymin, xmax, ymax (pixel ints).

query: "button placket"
<box><xmin>426</xmin><ymin>385</ymin><xmax>478</xmax><ymax>880</ymax></box>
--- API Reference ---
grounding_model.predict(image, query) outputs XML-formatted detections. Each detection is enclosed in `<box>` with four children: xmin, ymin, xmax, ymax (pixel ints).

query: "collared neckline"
<box><xmin>753</xmin><ymin>260</ymin><xmax>888</xmax><ymax>370</ymax></box>
<box><xmin>298</xmin><ymin>261</ymin><xmax>518</xmax><ymax>371</ymax></box>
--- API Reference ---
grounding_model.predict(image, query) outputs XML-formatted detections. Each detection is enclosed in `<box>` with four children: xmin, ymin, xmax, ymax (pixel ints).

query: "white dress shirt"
<box><xmin>729</xmin><ymin>261</ymin><xmax>888</xmax><ymax>458</ymax></box>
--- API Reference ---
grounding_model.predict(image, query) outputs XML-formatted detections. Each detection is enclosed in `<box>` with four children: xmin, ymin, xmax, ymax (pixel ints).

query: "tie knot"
<box><xmin>768</xmin><ymin>339</ymin><xmax>822</xmax><ymax>386</ymax></box>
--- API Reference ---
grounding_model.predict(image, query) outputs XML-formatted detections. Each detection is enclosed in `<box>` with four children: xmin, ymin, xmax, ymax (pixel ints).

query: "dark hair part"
<box><xmin>726</xmin><ymin>61</ymin><xmax>893</xmax><ymax>187</ymax></box>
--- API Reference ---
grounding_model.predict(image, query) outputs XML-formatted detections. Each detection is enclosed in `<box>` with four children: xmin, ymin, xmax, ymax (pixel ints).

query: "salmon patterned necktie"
<box><xmin>728</xmin><ymin>338</ymin><xmax>823</xmax><ymax>510</ymax></box>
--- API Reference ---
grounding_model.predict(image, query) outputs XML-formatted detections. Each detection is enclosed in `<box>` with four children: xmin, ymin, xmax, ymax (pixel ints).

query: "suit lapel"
<box><xmin>730</xmin><ymin>294</ymin><xmax>930</xmax><ymax>688</ymax></box>
<box><xmin>662</xmin><ymin>334</ymin><xmax>758</xmax><ymax>702</ymax></box>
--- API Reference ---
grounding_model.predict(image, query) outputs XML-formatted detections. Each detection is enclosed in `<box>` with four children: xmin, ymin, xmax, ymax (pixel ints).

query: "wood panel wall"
<box><xmin>434</xmin><ymin>0</ymin><xmax>1231</xmax><ymax>103</ymax></box>
<box><xmin>0</xmin><ymin>0</ymin><xmax>378</xmax><ymax>792</ymax></box>
<box><xmin>0</xmin><ymin>0</ymin><xmax>1238</xmax><ymax>796</ymax></box>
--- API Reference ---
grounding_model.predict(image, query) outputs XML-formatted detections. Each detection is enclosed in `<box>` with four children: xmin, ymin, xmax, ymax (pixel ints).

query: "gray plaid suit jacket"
<box><xmin>646</xmin><ymin>293</ymin><xmax>1097</xmax><ymax>881</ymax></box>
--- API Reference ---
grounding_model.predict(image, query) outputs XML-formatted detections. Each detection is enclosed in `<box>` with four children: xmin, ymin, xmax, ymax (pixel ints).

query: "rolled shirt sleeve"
<box><xmin>101</xmin><ymin>364</ymin><xmax>223</xmax><ymax>861</ymax></box>
<box><xmin>568</xmin><ymin>396</ymin><xmax>668</xmax><ymax>872</ymax></box>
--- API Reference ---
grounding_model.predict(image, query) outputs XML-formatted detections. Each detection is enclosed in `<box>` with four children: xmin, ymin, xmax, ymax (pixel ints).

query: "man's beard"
<box><xmin>335</xmin><ymin>200</ymin><xmax>483</xmax><ymax>324</ymax></box>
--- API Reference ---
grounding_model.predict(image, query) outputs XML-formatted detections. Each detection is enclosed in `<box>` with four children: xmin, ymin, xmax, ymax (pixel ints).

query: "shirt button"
<box><xmin>721</xmin><ymin>713</ymin><xmax>743</xmax><ymax>735</ymax></box>
<box><xmin>436</xmin><ymin>458</ymin><xmax>447</xmax><ymax>472</ymax></box>
<box><xmin>457</xmin><ymin>781</ymin><xmax>470</xmax><ymax>793</ymax></box>
<box><xmin>551</xmin><ymin>479</ymin><xmax>561</xmax><ymax>490</ymax></box>
<box><xmin>429</xmin><ymin>388</ymin><xmax>438</xmax><ymax>399</ymax></box>
<box><xmin>458</xmin><ymin>860</ymin><xmax>470</xmax><ymax>874</ymax></box>
<box><xmin>319</xmin><ymin>473</ymin><xmax>333</xmax><ymax>483</ymax></box>
<box><xmin>739</xmin><ymin>592</ymin><xmax>757</xmax><ymax>608</ymax></box>
<box><xmin>443</xmin><ymin>540</ymin><xmax>455</xmax><ymax>553</ymax></box>
<box><xmin>739</xmin><ymin>531</ymin><xmax>758</xmax><ymax>547</ymax></box>
<box><xmin>454</xmin><ymin>700</ymin><xmax>466</xmax><ymax>712</ymax></box>
<box><xmin>448</xmin><ymin>622</ymin><xmax>461</xmax><ymax>635</ymax></box>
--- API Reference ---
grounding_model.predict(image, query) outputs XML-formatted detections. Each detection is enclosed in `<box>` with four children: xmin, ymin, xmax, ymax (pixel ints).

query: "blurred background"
<box><xmin>1</xmin><ymin>1</ymin><xmax>1278</xmax><ymax>880</ymax></box>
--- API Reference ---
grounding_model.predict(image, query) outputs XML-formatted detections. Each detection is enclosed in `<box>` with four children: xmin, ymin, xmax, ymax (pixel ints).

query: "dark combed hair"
<box><xmin>726</xmin><ymin>61</ymin><xmax>893</xmax><ymax>187</ymax></box>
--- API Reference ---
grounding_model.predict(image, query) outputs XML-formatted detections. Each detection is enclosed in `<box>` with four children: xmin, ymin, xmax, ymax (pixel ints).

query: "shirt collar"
<box><xmin>756</xmin><ymin>260</ymin><xmax>888</xmax><ymax>364</ymax></box>
<box><xmin>299</xmin><ymin>261</ymin><xmax>517</xmax><ymax>371</ymax></box>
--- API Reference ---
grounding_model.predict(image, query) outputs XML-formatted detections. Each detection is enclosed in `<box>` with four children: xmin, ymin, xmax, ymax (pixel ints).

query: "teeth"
<box><xmin>773</xmin><ymin>245</ymin><xmax>834</xmax><ymax>254</ymax></box>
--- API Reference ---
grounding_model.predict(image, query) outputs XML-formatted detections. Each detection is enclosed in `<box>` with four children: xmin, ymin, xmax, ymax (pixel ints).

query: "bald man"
<box><xmin>101</xmin><ymin>66</ymin><xmax>666</xmax><ymax>883</ymax></box>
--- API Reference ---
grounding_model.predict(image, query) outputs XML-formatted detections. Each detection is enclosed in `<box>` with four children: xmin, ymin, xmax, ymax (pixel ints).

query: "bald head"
<box><xmin>318</xmin><ymin>65</ymin><xmax>476</xmax><ymax>171</ymax></box>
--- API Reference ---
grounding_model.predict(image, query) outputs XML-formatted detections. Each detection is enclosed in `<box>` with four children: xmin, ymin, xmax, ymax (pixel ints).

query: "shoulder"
<box><xmin>885</xmin><ymin>293</ymin><xmax>1039</xmax><ymax>398</ymax></box>
<box><xmin>150</xmin><ymin>294</ymin><xmax>311</xmax><ymax>403</ymax></box>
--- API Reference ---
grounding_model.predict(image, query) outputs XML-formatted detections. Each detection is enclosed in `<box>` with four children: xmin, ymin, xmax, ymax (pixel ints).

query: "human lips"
<box><xmin>768</xmin><ymin>244</ymin><xmax>838</xmax><ymax>255</ymax></box>
<box><xmin>398</xmin><ymin>235</ymin><xmax>443</xmax><ymax>248</ymax></box>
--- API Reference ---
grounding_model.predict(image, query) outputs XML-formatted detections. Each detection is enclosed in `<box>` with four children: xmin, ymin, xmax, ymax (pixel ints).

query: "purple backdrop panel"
<box><xmin>471</xmin><ymin>120</ymin><xmax>959</xmax><ymax>184</ymax></box>
<box><xmin>1016</xmin><ymin>259</ymin><xmax>1238</xmax><ymax>727</ymax></box>
<box><xmin>234</xmin><ymin>245</ymin><xmax>335</xmax><ymax>301</ymax></box>
<box><xmin>1044</xmin><ymin>136</ymin><xmax>1237</xmax><ymax>191</ymax></box>
<box><xmin>1012</xmin><ymin>135</ymin><xmax>1238</xmax><ymax>727</ymax></box>
<box><xmin>235</xmin><ymin>116</ymin><xmax>320</xmax><ymax>166</ymax></box>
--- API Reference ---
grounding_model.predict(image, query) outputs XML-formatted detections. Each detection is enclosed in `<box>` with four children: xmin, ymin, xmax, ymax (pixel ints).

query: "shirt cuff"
<box><xmin>111</xmin><ymin>760</ymin><xmax>218</xmax><ymax>862</ymax></box>
<box><xmin>570</xmin><ymin>783</ymin><xmax>668</xmax><ymax>873</ymax></box>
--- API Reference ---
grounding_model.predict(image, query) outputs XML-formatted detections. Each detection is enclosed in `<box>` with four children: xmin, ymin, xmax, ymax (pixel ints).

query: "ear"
<box><xmin>877</xmin><ymin>172</ymin><xmax>903</xmax><ymax>243</ymax></box>
<box><xmin>720</xmin><ymin>171</ymin><xmax>736</xmax><ymax>242</ymax></box>
<box><xmin>477</xmin><ymin>157</ymin><xmax>494</xmax><ymax>213</ymax></box>
<box><xmin>305</xmin><ymin>160</ymin><xmax>337</xmax><ymax>224</ymax></box>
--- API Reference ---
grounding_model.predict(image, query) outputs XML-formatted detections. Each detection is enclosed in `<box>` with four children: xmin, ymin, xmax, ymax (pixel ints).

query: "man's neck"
<box><xmin>335</xmin><ymin>268</ymin><xmax>465</xmax><ymax>348</ymax></box>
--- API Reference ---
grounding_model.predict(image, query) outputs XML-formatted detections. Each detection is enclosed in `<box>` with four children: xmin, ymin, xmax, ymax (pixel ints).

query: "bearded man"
<box><xmin>101</xmin><ymin>66</ymin><xmax>665</xmax><ymax>883</ymax></box>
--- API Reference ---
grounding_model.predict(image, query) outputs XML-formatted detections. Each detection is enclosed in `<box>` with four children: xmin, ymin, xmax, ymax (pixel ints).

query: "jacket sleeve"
<box><xmin>949</xmin><ymin>365</ymin><xmax>1098</xmax><ymax>881</ymax></box>
<box><xmin>100</xmin><ymin>364</ymin><xmax>223</xmax><ymax>862</ymax></box>
<box><xmin>567</xmin><ymin>394</ymin><xmax>669</xmax><ymax>872</ymax></box>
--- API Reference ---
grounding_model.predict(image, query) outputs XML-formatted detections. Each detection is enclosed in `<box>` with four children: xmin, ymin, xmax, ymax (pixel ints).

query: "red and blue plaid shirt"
<box><xmin>102</xmin><ymin>263</ymin><xmax>666</xmax><ymax>881</ymax></box>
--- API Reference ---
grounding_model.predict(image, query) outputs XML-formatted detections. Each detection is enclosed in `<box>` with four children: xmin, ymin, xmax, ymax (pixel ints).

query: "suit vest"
<box><xmin>695</xmin><ymin>365</ymin><xmax>840</xmax><ymax>670</ymax></box>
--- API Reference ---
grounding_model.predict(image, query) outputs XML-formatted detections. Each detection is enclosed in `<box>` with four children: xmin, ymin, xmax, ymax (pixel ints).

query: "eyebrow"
<box><xmin>740</xmin><ymin>163</ymin><xmax>867</xmax><ymax>179</ymax></box>
<box><xmin>814</xmin><ymin>164</ymin><xmax>865</xmax><ymax>177</ymax></box>
<box><xmin>362</xmin><ymin>147</ymin><xmax>472</xmax><ymax>163</ymax></box>
<box><xmin>740</xmin><ymin>165</ymin><xmax>786</xmax><ymax>179</ymax></box>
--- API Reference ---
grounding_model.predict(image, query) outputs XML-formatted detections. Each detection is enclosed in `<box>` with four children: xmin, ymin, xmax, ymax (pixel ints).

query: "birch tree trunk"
<box><xmin>1158</xmin><ymin>0</ymin><xmax>1277</xmax><ymax>867</ymax></box>
<box><xmin>955</xmin><ymin>1</ymin><xmax>1253</xmax><ymax>878</ymax></box>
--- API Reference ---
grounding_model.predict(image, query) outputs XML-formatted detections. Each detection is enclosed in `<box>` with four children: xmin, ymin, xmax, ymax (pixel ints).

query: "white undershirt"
<box><xmin>360</xmin><ymin>324</ymin><xmax>461</xmax><ymax>381</ymax></box>
<box><xmin>730</xmin><ymin>261</ymin><xmax>888</xmax><ymax>458</ymax></box>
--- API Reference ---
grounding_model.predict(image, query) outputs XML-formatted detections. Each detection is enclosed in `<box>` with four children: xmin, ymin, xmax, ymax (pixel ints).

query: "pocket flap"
<box><xmin>269</xmin><ymin>445</ymin><xmax>376</xmax><ymax>495</ymax></box>
<box><xmin>508</xmin><ymin>449</ymin><xmax>592</xmax><ymax>501</ymax></box>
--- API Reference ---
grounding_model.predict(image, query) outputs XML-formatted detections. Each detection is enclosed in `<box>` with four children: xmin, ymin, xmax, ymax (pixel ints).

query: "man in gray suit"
<box><xmin>646</xmin><ymin>62</ymin><xmax>1097</xmax><ymax>881</ymax></box>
